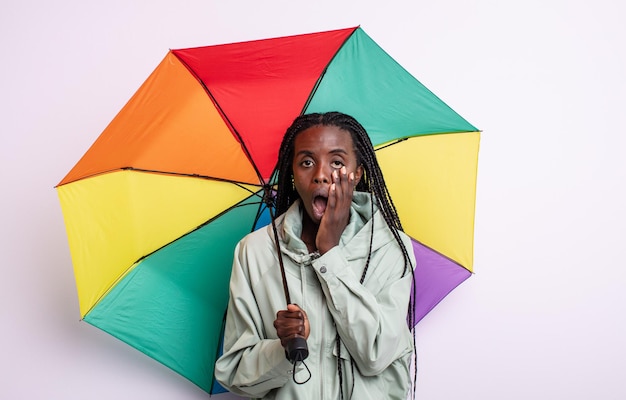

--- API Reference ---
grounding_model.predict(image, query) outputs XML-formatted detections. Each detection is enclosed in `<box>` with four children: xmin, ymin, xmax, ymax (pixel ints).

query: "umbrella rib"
<box><xmin>61</xmin><ymin>167</ymin><xmax>264</xmax><ymax>187</ymax></box>
<box><xmin>82</xmin><ymin>190</ymin><xmax>268</xmax><ymax>318</ymax></box>
<box><xmin>374</xmin><ymin>138</ymin><xmax>408</xmax><ymax>151</ymax></box>
<box><xmin>373</xmin><ymin>130</ymin><xmax>480</xmax><ymax>152</ymax></box>
<box><xmin>409</xmin><ymin>236</ymin><xmax>472</xmax><ymax>273</ymax></box>
<box><xmin>172</xmin><ymin>52</ymin><xmax>267</xmax><ymax>185</ymax></box>
<box><xmin>133</xmin><ymin>192</ymin><xmax>266</xmax><ymax>264</ymax></box>
<box><xmin>299</xmin><ymin>27</ymin><xmax>359</xmax><ymax>115</ymax></box>
<box><xmin>120</xmin><ymin>167</ymin><xmax>264</xmax><ymax>187</ymax></box>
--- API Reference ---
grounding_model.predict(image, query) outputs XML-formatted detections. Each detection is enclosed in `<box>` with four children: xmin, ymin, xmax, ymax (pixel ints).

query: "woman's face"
<box><xmin>291</xmin><ymin>125</ymin><xmax>363</xmax><ymax>225</ymax></box>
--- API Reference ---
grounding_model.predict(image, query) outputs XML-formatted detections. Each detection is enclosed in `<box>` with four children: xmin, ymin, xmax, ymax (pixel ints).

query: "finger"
<box><xmin>332</xmin><ymin>167</ymin><xmax>343</xmax><ymax>194</ymax></box>
<box><xmin>331</xmin><ymin>168</ymin><xmax>346</xmax><ymax>205</ymax></box>
<box><xmin>287</xmin><ymin>304</ymin><xmax>306</xmax><ymax>313</ymax></box>
<box><xmin>287</xmin><ymin>305</ymin><xmax>309</xmax><ymax>339</ymax></box>
<box><xmin>274</xmin><ymin>319</ymin><xmax>306</xmax><ymax>341</ymax></box>
<box><xmin>327</xmin><ymin>181</ymin><xmax>337</xmax><ymax>210</ymax></box>
<box><xmin>332</xmin><ymin>167</ymin><xmax>340</xmax><ymax>184</ymax></box>
<box><xmin>283</xmin><ymin>305</ymin><xmax>307</xmax><ymax>326</ymax></box>
<box><xmin>276</xmin><ymin>321</ymin><xmax>304</xmax><ymax>334</ymax></box>
<box><xmin>345</xmin><ymin>171</ymin><xmax>356</xmax><ymax>203</ymax></box>
<box><xmin>340</xmin><ymin>166</ymin><xmax>348</xmax><ymax>186</ymax></box>
<box><xmin>277</xmin><ymin>310</ymin><xmax>303</xmax><ymax>320</ymax></box>
<box><xmin>322</xmin><ymin>170</ymin><xmax>335</xmax><ymax>209</ymax></box>
<box><xmin>339</xmin><ymin>166</ymin><xmax>353</xmax><ymax>201</ymax></box>
<box><xmin>275</xmin><ymin>315</ymin><xmax>303</xmax><ymax>327</ymax></box>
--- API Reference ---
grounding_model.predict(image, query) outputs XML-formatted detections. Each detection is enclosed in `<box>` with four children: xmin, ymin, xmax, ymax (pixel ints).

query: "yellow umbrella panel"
<box><xmin>58</xmin><ymin>171</ymin><xmax>258</xmax><ymax>317</ymax></box>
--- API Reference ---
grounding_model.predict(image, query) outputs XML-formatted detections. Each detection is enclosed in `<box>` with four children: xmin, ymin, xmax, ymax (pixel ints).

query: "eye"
<box><xmin>300</xmin><ymin>159</ymin><xmax>314</xmax><ymax>168</ymax></box>
<box><xmin>331</xmin><ymin>160</ymin><xmax>344</xmax><ymax>169</ymax></box>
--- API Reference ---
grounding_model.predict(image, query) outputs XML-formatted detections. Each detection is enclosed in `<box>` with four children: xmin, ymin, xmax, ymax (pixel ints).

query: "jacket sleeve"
<box><xmin>214</xmin><ymin>240</ymin><xmax>295</xmax><ymax>398</ymax></box>
<box><xmin>310</xmin><ymin>232</ymin><xmax>415</xmax><ymax>376</ymax></box>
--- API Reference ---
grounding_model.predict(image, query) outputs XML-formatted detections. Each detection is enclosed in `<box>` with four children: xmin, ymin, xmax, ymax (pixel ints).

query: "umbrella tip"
<box><xmin>262</xmin><ymin>184</ymin><xmax>276</xmax><ymax>208</ymax></box>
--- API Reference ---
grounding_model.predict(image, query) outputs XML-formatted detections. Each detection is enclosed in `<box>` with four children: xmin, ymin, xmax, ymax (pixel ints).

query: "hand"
<box><xmin>316</xmin><ymin>166</ymin><xmax>357</xmax><ymax>254</ymax></box>
<box><xmin>274</xmin><ymin>304</ymin><xmax>310</xmax><ymax>348</ymax></box>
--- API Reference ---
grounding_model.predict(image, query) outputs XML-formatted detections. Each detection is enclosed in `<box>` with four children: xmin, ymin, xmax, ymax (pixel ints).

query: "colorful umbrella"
<box><xmin>56</xmin><ymin>26</ymin><xmax>479</xmax><ymax>394</ymax></box>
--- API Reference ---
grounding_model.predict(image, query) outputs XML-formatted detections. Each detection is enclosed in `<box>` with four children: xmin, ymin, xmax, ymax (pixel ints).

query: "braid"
<box><xmin>274</xmin><ymin>114</ymin><xmax>323</xmax><ymax>215</ymax></box>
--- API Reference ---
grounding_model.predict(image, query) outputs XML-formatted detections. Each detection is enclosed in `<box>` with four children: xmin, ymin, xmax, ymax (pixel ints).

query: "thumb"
<box><xmin>287</xmin><ymin>303</ymin><xmax>301</xmax><ymax>312</ymax></box>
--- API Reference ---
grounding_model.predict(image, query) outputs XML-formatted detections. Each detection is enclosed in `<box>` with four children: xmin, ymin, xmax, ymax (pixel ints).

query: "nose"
<box><xmin>313</xmin><ymin>164</ymin><xmax>331</xmax><ymax>184</ymax></box>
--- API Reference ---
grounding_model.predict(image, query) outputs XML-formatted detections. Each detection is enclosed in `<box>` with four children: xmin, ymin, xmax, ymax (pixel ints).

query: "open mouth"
<box><xmin>312</xmin><ymin>195</ymin><xmax>328</xmax><ymax>218</ymax></box>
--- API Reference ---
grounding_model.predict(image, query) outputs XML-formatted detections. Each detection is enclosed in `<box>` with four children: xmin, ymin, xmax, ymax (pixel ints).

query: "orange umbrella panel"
<box><xmin>58</xmin><ymin>52</ymin><xmax>258</xmax><ymax>187</ymax></box>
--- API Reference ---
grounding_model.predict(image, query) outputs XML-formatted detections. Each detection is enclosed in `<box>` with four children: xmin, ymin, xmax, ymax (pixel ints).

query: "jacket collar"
<box><xmin>276</xmin><ymin>192</ymin><xmax>396</xmax><ymax>263</ymax></box>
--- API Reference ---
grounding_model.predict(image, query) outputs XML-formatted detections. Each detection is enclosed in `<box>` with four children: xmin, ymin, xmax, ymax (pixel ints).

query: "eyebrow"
<box><xmin>295</xmin><ymin>148</ymin><xmax>349</xmax><ymax>157</ymax></box>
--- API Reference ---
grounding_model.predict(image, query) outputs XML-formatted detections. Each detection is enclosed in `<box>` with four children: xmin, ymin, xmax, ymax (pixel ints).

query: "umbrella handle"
<box><xmin>285</xmin><ymin>335</ymin><xmax>309</xmax><ymax>362</ymax></box>
<box><xmin>265</xmin><ymin>186</ymin><xmax>309</xmax><ymax>362</ymax></box>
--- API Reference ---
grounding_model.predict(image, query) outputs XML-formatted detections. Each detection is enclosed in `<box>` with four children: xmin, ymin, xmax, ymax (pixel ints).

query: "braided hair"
<box><xmin>273</xmin><ymin>112</ymin><xmax>416</xmax><ymax>398</ymax></box>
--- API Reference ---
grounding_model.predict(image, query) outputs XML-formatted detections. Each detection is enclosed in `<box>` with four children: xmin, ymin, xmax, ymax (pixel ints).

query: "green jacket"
<box><xmin>215</xmin><ymin>192</ymin><xmax>415</xmax><ymax>399</ymax></box>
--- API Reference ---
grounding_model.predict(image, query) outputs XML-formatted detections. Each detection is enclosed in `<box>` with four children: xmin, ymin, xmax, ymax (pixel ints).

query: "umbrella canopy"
<box><xmin>56</xmin><ymin>26</ymin><xmax>479</xmax><ymax>394</ymax></box>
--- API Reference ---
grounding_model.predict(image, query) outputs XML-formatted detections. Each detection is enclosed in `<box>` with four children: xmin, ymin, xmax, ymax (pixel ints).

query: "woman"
<box><xmin>215</xmin><ymin>112</ymin><xmax>415</xmax><ymax>399</ymax></box>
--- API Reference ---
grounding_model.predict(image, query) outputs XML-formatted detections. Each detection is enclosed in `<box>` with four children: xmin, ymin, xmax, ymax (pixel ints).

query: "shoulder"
<box><xmin>234</xmin><ymin>222</ymin><xmax>285</xmax><ymax>278</ymax></box>
<box><xmin>396</xmin><ymin>230</ymin><xmax>414</xmax><ymax>256</ymax></box>
<box><xmin>365</xmin><ymin>218</ymin><xmax>416</xmax><ymax>277</ymax></box>
<box><xmin>236</xmin><ymin>224</ymin><xmax>274</xmax><ymax>258</ymax></box>
<box><xmin>393</xmin><ymin>229</ymin><xmax>416</xmax><ymax>271</ymax></box>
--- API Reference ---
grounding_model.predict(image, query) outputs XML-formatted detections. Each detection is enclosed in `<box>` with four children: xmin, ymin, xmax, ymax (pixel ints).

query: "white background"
<box><xmin>2</xmin><ymin>1</ymin><xmax>625</xmax><ymax>399</ymax></box>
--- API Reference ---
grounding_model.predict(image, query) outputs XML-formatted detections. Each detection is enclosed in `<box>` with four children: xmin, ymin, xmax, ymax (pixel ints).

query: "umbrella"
<box><xmin>56</xmin><ymin>26</ymin><xmax>479</xmax><ymax>394</ymax></box>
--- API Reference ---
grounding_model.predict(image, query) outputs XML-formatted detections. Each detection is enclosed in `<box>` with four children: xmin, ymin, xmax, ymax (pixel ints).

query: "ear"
<box><xmin>354</xmin><ymin>164</ymin><xmax>364</xmax><ymax>186</ymax></box>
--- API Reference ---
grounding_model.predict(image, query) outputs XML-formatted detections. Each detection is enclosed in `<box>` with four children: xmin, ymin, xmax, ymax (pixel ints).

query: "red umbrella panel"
<box><xmin>56</xmin><ymin>26</ymin><xmax>479</xmax><ymax>393</ymax></box>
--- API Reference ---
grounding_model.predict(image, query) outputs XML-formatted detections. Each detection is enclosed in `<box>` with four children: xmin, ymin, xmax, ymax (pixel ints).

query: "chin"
<box><xmin>303</xmin><ymin>211</ymin><xmax>322</xmax><ymax>225</ymax></box>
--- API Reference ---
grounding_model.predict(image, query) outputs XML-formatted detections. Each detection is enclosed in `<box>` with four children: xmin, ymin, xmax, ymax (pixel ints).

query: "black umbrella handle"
<box><xmin>285</xmin><ymin>336</ymin><xmax>309</xmax><ymax>362</ymax></box>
